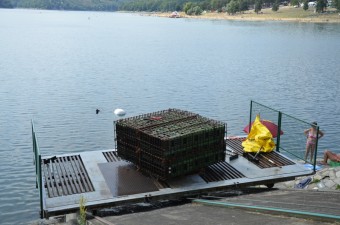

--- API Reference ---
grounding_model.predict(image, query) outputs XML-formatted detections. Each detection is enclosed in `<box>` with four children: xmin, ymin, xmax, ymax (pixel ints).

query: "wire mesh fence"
<box><xmin>250</xmin><ymin>101</ymin><xmax>321</xmax><ymax>169</ymax></box>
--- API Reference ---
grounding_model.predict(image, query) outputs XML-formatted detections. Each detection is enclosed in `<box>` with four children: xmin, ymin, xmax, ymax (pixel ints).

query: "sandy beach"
<box><xmin>143</xmin><ymin>6</ymin><xmax>340</xmax><ymax>23</ymax></box>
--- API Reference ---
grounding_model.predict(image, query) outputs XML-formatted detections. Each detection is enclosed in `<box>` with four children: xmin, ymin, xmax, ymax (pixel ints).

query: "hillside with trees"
<box><xmin>4</xmin><ymin>0</ymin><xmax>120</xmax><ymax>10</ymax></box>
<box><xmin>1</xmin><ymin>0</ymin><xmax>339</xmax><ymax>13</ymax></box>
<box><xmin>0</xmin><ymin>0</ymin><xmax>14</xmax><ymax>8</ymax></box>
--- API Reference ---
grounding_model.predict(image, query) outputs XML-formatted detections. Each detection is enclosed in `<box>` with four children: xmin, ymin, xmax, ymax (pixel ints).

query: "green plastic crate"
<box><xmin>115</xmin><ymin>109</ymin><xmax>226</xmax><ymax>180</ymax></box>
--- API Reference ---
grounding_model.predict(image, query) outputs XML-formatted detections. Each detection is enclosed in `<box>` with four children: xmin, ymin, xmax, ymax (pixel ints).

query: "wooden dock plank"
<box><xmin>215</xmin><ymin>164</ymin><xmax>234</xmax><ymax>180</ymax></box>
<box><xmin>57</xmin><ymin>157</ymin><xmax>74</xmax><ymax>195</ymax></box>
<box><xmin>75</xmin><ymin>155</ymin><xmax>94</xmax><ymax>192</ymax></box>
<box><xmin>71</xmin><ymin>155</ymin><xmax>91</xmax><ymax>192</ymax></box>
<box><xmin>41</xmin><ymin>154</ymin><xmax>97</xmax><ymax>197</ymax></box>
<box><xmin>226</xmin><ymin>138</ymin><xmax>295</xmax><ymax>169</ymax></box>
<box><xmin>113</xmin><ymin>151</ymin><xmax>120</xmax><ymax>160</ymax></box>
<box><xmin>47</xmin><ymin>162</ymin><xmax>58</xmax><ymax>196</ymax></box>
<box><xmin>74</xmin><ymin>155</ymin><xmax>92</xmax><ymax>192</ymax></box>
<box><xmin>49</xmin><ymin>162</ymin><xmax>62</xmax><ymax>197</ymax></box>
<box><xmin>42</xmin><ymin>163</ymin><xmax>54</xmax><ymax>198</ymax></box>
<box><xmin>107</xmin><ymin>152</ymin><xmax>115</xmax><ymax>162</ymax></box>
<box><xmin>54</xmin><ymin>158</ymin><xmax>69</xmax><ymax>195</ymax></box>
<box><xmin>103</xmin><ymin>151</ymin><xmax>122</xmax><ymax>162</ymax></box>
<box><xmin>72</xmin><ymin>155</ymin><xmax>90</xmax><ymax>192</ymax></box>
<box><xmin>59</xmin><ymin>157</ymin><xmax>77</xmax><ymax>194</ymax></box>
<box><xmin>68</xmin><ymin>156</ymin><xmax>85</xmax><ymax>193</ymax></box>
<box><xmin>65</xmin><ymin>156</ymin><xmax>82</xmax><ymax>193</ymax></box>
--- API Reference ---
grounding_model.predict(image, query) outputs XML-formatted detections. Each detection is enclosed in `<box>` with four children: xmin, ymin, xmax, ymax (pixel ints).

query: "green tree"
<box><xmin>272</xmin><ymin>0</ymin><xmax>279</xmax><ymax>11</ymax></box>
<box><xmin>192</xmin><ymin>5</ymin><xmax>203</xmax><ymax>14</ymax></box>
<box><xmin>334</xmin><ymin>0</ymin><xmax>340</xmax><ymax>10</ymax></box>
<box><xmin>303</xmin><ymin>0</ymin><xmax>309</xmax><ymax>10</ymax></box>
<box><xmin>187</xmin><ymin>7</ymin><xmax>194</xmax><ymax>14</ymax></box>
<box><xmin>17</xmin><ymin>0</ymin><xmax>118</xmax><ymax>11</ymax></box>
<box><xmin>211</xmin><ymin>0</ymin><xmax>228</xmax><ymax>11</ymax></box>
<box><xmin>199</xmin><ymin>1</ymin><xmax>211</xmax><ymax>10</ymax></box>
<box><xmin>0</xmin><ymin>0</ymin><xmax>13</xmax><ymax>8</ymax></box>
<box><xmin>183</xmin><ymin>2</ymin><xmax>193</xmax><ymax>13</ymax></box>
<box><xmin>316</xmin><ymin>0</ymin><xmax>326</xmax><ymax>12</ymax></box>
<box><xmin>238</xmin><ymin>0</ymin><xmax>249</xmax><ymax>12</ymax></box>
<box><xmin>185</xmin><ymin>4</ymin><xmax>203</xmax><ymax>15</ymax></box>
<box><xmin>262</xmin><ymin>0</ymin><xmax>274</xmax><ymax>8</ymax></box>
<box><xmin>290</xmin><ymin>0</ymin><xmax>299</xmax><ymax>6</ymax></box>
<box><xmin>226</xmin><ymin>0</ymin><xmax>239</xmax><ymax>14</ymax></box>
<box><xmin>254</xmin><ymin>0</ymin><xmax>262</xmax><ymax>13</ymax></box>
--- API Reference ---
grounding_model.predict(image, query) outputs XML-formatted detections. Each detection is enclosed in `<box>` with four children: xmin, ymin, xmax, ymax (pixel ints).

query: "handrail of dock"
<box><xmin>250</xmin><ymin>100</ymin><xmax>320</xmax><ymax>172</ymax></box>
<box><xmin>31</xmin><ymin>120</ymin><xmax>45</xmax><ymax>218</ymax></box>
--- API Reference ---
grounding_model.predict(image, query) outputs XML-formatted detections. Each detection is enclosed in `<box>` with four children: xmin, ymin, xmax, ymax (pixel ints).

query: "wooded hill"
<box><xmin>2</xmin><ymin>0</ymin><xmax>339</xmax><ymax>13</ymax></box>
<box><xmin>2</xmin><ymin>0</ymin><xmax>120</xmax><ymax>10</ymax></box>
<box><xmin>1</xmin><ymin>0</ymin><xmax>257</xmax><ymax>11</ymax></box>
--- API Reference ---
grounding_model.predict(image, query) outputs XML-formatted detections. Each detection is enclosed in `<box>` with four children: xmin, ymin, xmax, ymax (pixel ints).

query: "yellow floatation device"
<box><xmin>242</xmin><ymin>115</ymin><xmax>275</xmax><ymax>153</ymax></box>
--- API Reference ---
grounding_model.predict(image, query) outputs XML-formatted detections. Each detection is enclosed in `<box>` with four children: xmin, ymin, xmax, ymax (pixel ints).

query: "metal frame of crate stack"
<box><xmin>114</xmin><ymin>109</ymin><xmax>226</xmax><ymax>180</ymax></box>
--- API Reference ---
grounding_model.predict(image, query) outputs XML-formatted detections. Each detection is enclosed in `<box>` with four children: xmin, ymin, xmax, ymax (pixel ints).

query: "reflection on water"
<box><xmin>0</xmin><ymin>9</ymin><xmax>340</xmax><ymax>224</ymax></box>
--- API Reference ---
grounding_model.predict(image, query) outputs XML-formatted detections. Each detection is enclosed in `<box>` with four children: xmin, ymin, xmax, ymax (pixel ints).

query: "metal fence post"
<box><xmin>113</xmin><ymin>121</ymin><xmax>116</xmax><ymax>149</ymax></box>
<box><xmin>313</xmin><ymin>126</ymin><xmax>319</xmax><ymax>172</ymax></box>
<box><xmin>38</xmin><ymin>154</ymin><xmax>43</xmax><ymax>218</ymax></box>
<box><xmin>249</xmin><ymin>101</ymin><xmax>253</xmax><ymax>133</ymax></box>
<box><xmin>32</xmin><ymin>121</ymin><xmax>35</xmax><ymax>154</ymax></box>
<box><xmin>31</xmin><ymin>120</ymin><xmax>44</xmax><ymax>218</ymax></box>
<box><xmin>225</xmin><ymin>123</ymin><xmax>227</xmax><ymax>138</ymax></box>
<box><xmin>276</xmin><ymin>112</ymin><xmax>282</xmax><ymax>152</ymax></box>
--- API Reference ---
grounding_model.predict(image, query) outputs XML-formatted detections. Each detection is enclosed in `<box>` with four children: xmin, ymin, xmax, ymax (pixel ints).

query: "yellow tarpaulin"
<box><xmin>242</xmin><ymin>115</ymin><xmax>275</xmax><ymax>153</ymax></box>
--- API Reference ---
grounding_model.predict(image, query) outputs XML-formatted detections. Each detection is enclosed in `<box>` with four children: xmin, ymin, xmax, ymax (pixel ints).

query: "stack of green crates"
<box><xmin>115</xmin><ymin>109</ymin><xmax>226</xmax><ymax>180</ymax></box>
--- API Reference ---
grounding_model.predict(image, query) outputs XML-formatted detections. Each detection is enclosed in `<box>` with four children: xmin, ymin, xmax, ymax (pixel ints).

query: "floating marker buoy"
<box><xmin>114</xmin><ymin>108</ymin><xmax>126</xmax><ymax>117</ymax></box>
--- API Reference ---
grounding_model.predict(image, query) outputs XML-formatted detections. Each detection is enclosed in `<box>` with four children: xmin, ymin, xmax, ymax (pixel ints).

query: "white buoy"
<box><xmin>114</xmin><ymin>108</ymin><xmax>126</xmax><ymax>117</ymax></box>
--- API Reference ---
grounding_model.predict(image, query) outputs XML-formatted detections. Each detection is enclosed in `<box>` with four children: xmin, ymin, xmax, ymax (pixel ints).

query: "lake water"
<box><xmin>0</xmin><ymin>9</ymin><xmax>339</xmax><ymax>224</ymax></box>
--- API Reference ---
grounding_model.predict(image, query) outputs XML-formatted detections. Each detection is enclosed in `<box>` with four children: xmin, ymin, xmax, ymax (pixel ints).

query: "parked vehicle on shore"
<box><xmin>308</xmin><ymin>1</ymin><xmax>316</xmax><ymax>7</ymax></box>
<box><xmin>169</xmin><ymin>11</ymin><xmax>180</xmax><ymax>18</ymax></box>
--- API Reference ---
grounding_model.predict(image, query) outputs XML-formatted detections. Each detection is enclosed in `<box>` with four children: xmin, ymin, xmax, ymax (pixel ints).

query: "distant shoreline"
<box><xmin>3</xmin><ymin>8</ymin><xmax>340</xmax><ymax>23</ymax></box>
<box><xmin>141</xmin><ymin>6</ymin><xmax>340</xmax><ymax>23</ymax></box>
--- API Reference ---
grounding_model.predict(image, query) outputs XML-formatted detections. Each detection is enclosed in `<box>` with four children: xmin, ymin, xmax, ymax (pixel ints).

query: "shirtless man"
<box><xmin>321</xmin><ymin>150</ymin><xmax>340</xmax><ymax>165</ymax></box>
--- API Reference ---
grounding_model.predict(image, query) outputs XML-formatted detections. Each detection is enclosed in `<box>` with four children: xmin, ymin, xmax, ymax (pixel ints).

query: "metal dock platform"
<box><xmin>35</xmin><ymin>138</ymin><xmax>314</xmax><ymax>218</ymax></box>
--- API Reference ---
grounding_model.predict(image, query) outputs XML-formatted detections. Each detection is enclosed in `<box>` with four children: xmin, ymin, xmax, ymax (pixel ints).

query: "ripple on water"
<box><xmin>1</xmin><ymin>10</ymin><xmax>340</xmax><ymax>225</ymax></box>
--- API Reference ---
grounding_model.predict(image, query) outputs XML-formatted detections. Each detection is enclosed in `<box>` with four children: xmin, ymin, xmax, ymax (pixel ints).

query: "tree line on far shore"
<box><xmin>120</xmin><ymin>0</ymin><xmax>338</xmax><ymax>14</ymax></box>
<box><xmin>1</xmin><ymin>0</ymin><xmax>119</xmax><ymax>11</ymax></box>
<box><xmin>1</xmin><ymin>0</ymin><xmax>339</xmax><ymax>14</ymax></box>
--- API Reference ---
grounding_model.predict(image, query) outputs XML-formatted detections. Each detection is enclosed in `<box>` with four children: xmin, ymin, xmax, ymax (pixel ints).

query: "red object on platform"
<box><xmin>243</xmin><ymin>120</ymin><xmax>283</xmax><ymax>138</ymax></box>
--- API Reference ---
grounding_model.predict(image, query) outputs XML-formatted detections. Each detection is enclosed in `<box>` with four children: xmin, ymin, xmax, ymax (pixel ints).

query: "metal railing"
<box><xmin>31</xmin><ymin>120</ymin><xmax>44</xmax><ymax>218</ymax></box>
<box><xmin>249</xmin><ymin>101</ymin><xmax>320</xmax><ymax>172</ymax></box>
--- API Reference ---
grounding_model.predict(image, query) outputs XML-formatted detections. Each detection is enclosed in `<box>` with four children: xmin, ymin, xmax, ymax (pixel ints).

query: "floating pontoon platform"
<box><xmin>38</xmin><ymin>137</ymin><xmax>314</xmax><ymax>218</ymax></box>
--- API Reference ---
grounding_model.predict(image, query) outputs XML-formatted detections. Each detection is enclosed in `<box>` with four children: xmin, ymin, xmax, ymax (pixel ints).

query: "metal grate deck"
<box><xmin>200</xmin><ymin>161</ymin><xmax>246</xmax><ymax>182</ymax></box>
<box><xmin>39</xmin><ymin>149</ymin><xmax>314</xmax><ymax>219</ymax></box>
<box><xmin>42</xmin><ymin>155</ymin><xmax>94</xmax><ymax>198</ymax></box>
<box><xmin>226</xmin><ymin>138</ymin><xmax>295</xmax><ymax>169</ymax></box>
<box><xmin>103</xmin><ymin>151</ymin><xmax>121</xmax><ymax>162</ymax></box>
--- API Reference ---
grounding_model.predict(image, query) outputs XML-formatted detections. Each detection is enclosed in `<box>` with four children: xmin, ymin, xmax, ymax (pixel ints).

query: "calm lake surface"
<box><xmin>0</xmin><ymin>8</ymin><xmax>339</xmax><ymax>224</ymax></box>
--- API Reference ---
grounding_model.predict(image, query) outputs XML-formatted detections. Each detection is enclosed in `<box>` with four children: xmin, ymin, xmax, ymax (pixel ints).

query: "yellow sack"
<box><xmin>242</xmin><ymin>115</ymin><xmax>275</xmax><ymax>153</ymax></box>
